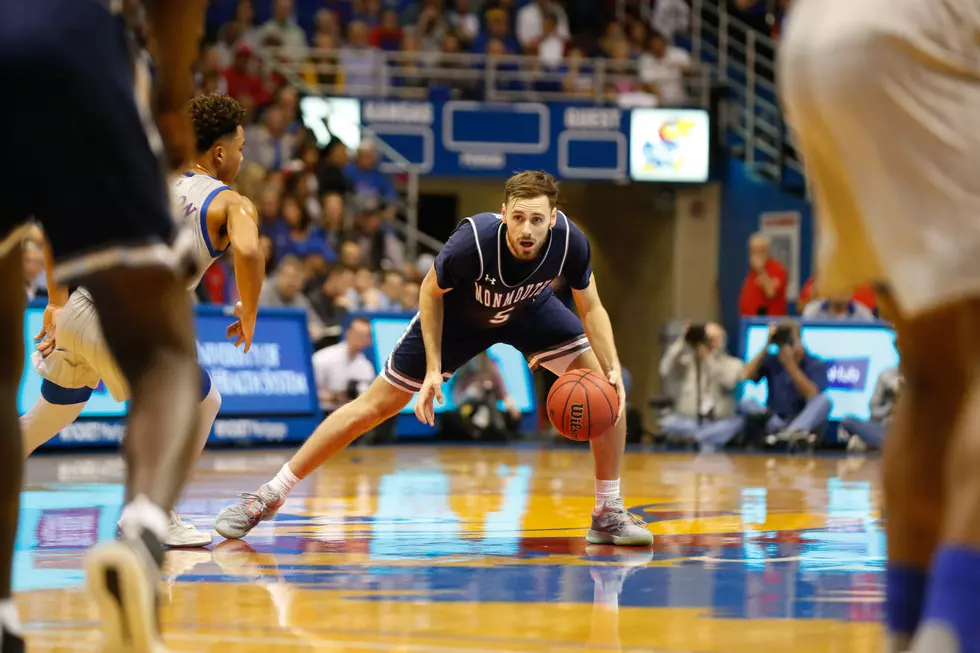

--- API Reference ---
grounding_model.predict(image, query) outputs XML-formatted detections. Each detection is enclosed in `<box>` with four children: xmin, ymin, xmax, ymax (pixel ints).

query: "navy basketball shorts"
<box><xmin>382</xmin><ymin>293</ymin><xmax>592</xmax><ymax>394</ymax></box>
<box><xmin>0</xmin><ymin>0</ymin><xmax>181</xmax><ymax>283</ymax></box>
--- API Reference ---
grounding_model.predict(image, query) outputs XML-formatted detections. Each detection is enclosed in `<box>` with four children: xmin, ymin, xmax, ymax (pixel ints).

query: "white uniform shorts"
<box><xmin>34</xmin><ymin>289</ymin><xmax>131</xmax><ymax>402</ymax></box>
<box><xmin>778</xmin><ymin>0</ymin><xmax>980</xmax><ymax>318</ymax></box>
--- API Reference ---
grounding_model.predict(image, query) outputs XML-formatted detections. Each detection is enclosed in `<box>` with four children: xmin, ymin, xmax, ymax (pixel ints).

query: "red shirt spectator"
<box><xmin>222</xmin><ymin>44</ymin><xmax>271</xmax><ymax>106</ymax></box>
<box><xmin>739</xmin><ymin>234</ymin><xmax>788</xmax><ymax>316</ymax></box>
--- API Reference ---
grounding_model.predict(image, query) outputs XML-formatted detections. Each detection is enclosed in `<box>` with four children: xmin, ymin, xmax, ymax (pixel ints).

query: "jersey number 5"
<box><xmin>489</xmin><ymin>307</ymin><xmax>515</xmax><ymax>325</ymax></box>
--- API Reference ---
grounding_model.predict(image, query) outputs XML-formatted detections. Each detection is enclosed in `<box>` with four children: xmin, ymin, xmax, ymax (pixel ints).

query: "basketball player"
<box><xmin>22</xmin><ymin>93</ymin><xmax>262</xmax><ymax>548</ymax></box>
<box><xmin>0</xmin><ymin>0</ymin><xmax>208</xmax><ymax>651</ymax></box>
<box><xmin>778</xmin><ymin>2</ymin><xmax>980</xmax><ymax>652</ymax></box>
<box><xmin>215</xmin><ymin>171</ymin><xmax>653</xmax><ymax>547</ymax></box>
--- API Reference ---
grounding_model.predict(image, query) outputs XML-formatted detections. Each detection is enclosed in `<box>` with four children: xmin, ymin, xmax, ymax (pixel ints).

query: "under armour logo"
<box><xmin>484</xmin><ymin>275</ymin><xmax>496</xmax><ymax>285</ymax></box>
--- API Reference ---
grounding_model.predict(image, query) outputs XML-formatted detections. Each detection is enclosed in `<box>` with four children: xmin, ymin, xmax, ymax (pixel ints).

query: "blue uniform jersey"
<box><xmin>434</xmin><ymin>211</ymin><xmax>593</xmax><ymax>328</ymax></box>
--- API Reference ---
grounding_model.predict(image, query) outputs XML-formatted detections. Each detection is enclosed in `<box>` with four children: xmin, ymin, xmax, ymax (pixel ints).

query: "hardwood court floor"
<box><xmin>19</xmin><ymin>446</ymin><xmax>884</xmax><ymax>652</ymax></box>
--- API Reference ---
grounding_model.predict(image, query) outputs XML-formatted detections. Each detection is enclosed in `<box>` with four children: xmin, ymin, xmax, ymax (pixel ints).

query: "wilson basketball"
<box><xmin>546</xmin><ymin>369</ymin><xmax>619</xmax><ymax>441</ymax></box>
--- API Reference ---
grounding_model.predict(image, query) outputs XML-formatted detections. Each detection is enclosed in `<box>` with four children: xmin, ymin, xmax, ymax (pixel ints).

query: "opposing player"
<box><xmin>215</xmin><ymin>171</ymin><xmax>653</xmax><ymax>547</ymax></box>
<box><xmin>0</xmin><ymin>0</ymin><xmax>210</xmax><ymax>650</ymax></box>
<box><xmin>22</xmin><ymin>93</ymin><xmax>262</xmax><ymax>548</ymax></box>
<box><xmin>778</xmin><ymin>2</ymin><xmax>980</xmax><ymax>652</ymax></box>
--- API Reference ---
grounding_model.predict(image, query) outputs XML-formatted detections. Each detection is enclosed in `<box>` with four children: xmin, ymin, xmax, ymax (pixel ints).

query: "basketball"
<box><xmin>546</xmin><ymin>369</ymin><xmax>619</xmax><ymax>441</ymax></box>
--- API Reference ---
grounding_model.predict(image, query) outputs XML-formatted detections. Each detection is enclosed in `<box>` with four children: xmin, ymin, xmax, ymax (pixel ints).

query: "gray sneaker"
<box><xmin>214</xmin><ymin>484</ymin><xmax>285</xmax><ymax>540</ymax></box>
<box><xmin>586</xmin><ymin>497</ymin><xmax>654</xmax><ymax>546</ymax></box>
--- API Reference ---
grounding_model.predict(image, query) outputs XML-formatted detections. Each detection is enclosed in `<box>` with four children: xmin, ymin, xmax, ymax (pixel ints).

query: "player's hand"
<box><xmin>607</xmin><ymin>365</ymin><xmax>627</xmax><ymax>423</ymax></box>
<box><xmin>226</xmin><ymin>301</ymin><xmax>256</xmax><ymax>353</ymax></box>
<box><xmin>777</xmin><ymin>345</ymin><xmax>795</xmax><ymax>367</ymax></box>
<box><xmin>34</xmin><ymin>304</ymin><xmax>61</xmax><ymax>358</ymax></box>
<box><xmin>415</xmin><ymin>370</ymin><xmax>445</xmax><ymax>427</ymax></box>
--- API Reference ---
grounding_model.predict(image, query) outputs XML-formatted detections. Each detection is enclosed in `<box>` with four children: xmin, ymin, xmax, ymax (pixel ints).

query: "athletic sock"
<box><xmin>915</xmin><ymin>546</ymin><xmax>980</xmax><ymax>653</ymax></box>
<box><xmin>0</xmin><ymin>600</ymin><xmax>22</xmax><ymax>636</ymax></box>
<box><xmin>118</xmin><ymin>494</ymin><xmax>169</xmax><ymax>544</ymax></box>
<box><xmin>266</xmin><ymin>463</ymin><xmax>301</xmax><ymax>497</ymax></box>
<box><xmin>886</xmin><ymin>564</ymin><xmax>928</xmax><ymax>642</ymax></box>
<box><xmin>595</xmin><ymin>478</ymin><xmax>620</xmax><ymax>511</ymax></box>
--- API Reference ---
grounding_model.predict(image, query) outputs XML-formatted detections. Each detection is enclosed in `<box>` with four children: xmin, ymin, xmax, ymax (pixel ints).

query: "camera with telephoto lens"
<box><xmin>684</xmin><ymin>324</ymin><xmax>708</xmax><ymax>346</ymax></box>
<box><xmin>769</xmin><ymin>324</ymin><xmax>795</xmax><ymax>348</ymax></box>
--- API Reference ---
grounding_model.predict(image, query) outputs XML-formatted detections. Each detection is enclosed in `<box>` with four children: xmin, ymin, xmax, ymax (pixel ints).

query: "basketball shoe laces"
<box><xmin>237</xmin><ymin>492</ymin><xmax>269</xmax><ymax>518</ymax></box>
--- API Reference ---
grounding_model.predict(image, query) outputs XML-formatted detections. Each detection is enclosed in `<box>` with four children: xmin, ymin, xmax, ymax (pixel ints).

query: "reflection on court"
<box><xmin>20</xmin><ymin>447</ymin><xmax>884</xmax><ymax>652</ymax></box>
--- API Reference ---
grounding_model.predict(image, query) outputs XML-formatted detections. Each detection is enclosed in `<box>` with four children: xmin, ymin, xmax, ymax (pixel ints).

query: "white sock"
<box><xmin>266</xmin><ymin>463</ymin><xmax>301</xmax><ymax>496</ymax></box>
<box><xmin>595</xmin><ymin>478</ymin><xmax>620</xmax><ymax>511</ymax></box>
<box><xmin>118</xmin><ymin>494</ymin><xmax>169</xmax><ymax>542</ymax></box>
<box><xmin>19</xmin><ymin>398</ymin><xmax>85</xmax><ymax>457</ymax></box>
<box><xmin>0</xmin><ymin>600</ymin><xmax>22</xmax><ymax>635</ymax></box>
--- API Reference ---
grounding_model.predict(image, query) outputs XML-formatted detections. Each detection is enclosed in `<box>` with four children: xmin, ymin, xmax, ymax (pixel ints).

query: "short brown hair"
<box><xmin>504</xmin><ymin>171</ymin><xmax>559</xmax><ymax>210</ymax></box>
<box><xmin>189</xmin><ymin>93</ymin><xmax>246</xmax><ymax>153</ymax></box>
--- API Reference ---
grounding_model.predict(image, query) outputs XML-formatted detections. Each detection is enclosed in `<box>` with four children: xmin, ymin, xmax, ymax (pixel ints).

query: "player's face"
<box><xmin>215</xmin><ymin>126</ymin><xmax>246</xmax><ymax>184</ymax></box>
<box><xmin>501</xmin><ymin>195</ymin><xmax>556</xmax><ymax>260</ymax></box>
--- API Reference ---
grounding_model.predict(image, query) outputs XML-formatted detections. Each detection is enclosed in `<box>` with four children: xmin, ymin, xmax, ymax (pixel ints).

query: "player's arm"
<box><xmin>226</xmin><ymin>194</ymin><xmax>263</xmax><ymax>352</ymax></box>
<box><xmin>419</xmin><ymin>266</ymin><xmax>451</xmax><ymax>380</ymax></box>
<box><xmin>571</xmin><ymin>274</ymin><xmax>621</xmax><ymax>378</ymax></box>
<box><xmin>143</xmin><ymin>0</ymin><xmax>208</xmax><ymax>167</ymax></box>
<box><xmin>34</xmin><ymin>233</ymin><xmax>68</xmax><ymax>355</ymax></box>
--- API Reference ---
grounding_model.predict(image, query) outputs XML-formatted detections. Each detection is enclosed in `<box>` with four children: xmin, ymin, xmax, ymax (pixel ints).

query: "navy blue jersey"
<box><xmin>434</xmin><ymin>211</ymin><xmax>592</xmax><ymax>328</ymax></box>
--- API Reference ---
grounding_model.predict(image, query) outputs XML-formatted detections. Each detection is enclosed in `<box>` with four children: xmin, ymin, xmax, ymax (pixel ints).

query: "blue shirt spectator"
<box><xmin>755</xmin><ymin>352</ymin><xmax>827</xmax><ymax>418</ymax></box>
<box><xmin>344</xmin><ymin>140</ymin><xmax>399</xmax><ymax>214</ymax></box>
<box><xmin>263</xmin><ymin>195</ymin><xmax>337</xmax><ymax>264</ymax></box>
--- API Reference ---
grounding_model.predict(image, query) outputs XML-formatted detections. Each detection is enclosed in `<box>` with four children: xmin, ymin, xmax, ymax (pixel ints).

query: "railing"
<box><xmin>256</xmin><ymin>46</ymin><xmax>435</xmax><ymax>260</ymax></box>
<box><xmin>689</xmin><ymin>0</ymin><xmax>804</xmax><ymax>184</ymax></box>
<box><xmin>264</xmin><ymin>47</ymin><xmax>714</xmax><ymax>108</ymax></box>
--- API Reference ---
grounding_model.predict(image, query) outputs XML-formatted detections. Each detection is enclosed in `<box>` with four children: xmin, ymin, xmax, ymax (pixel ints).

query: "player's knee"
<box><xmin>356</xmin><ymin>378</ymin><xmax>411</xmax><ymax>424</ymax></box>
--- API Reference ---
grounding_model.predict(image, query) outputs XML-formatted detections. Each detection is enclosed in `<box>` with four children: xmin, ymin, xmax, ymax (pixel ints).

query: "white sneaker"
<box><xmin>847</xmin><ymin>435</ymin><xmax>868</xmax><ymax>453</ymax></box>
<box><xmin>163</xmin><ymin>511</ymin><xmax>213</xmax><ymax>548</ymax></box>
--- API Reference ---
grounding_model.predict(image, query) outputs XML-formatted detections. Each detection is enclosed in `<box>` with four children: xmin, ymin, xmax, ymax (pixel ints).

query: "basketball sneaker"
<box><xmin>84</xmin><ymin>527</ymin><xmax>166</xmax><ymax>653</ymax></box>
<box><xmin>586</xmin><ymin>497</ymin><xmax>653</xmax><ymax>546</ymax></box>
<box><xmin>118</xmin><ymin>511</ymin><xmax>212</xmax><ymax>548</ymax></box>
<box><xmin>214</xmin><ymin>484</ymin><xmax>285</xmax><ymax>540</ymax></box>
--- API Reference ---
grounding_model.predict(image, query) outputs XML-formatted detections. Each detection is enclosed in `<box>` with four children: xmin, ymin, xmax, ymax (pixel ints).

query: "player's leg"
<box><xmin>0</xmin><ymin>242</ymin><xmax>28</xmax><ymax>649</ymax></box>
<box><xmin>512</xmin><ymin>295</ymin><xmax>651</xmax><ymax>546</ymax></box>
<box><xmin>214</xmin><ymin>376</ymin><xmax>412</xmax><ymax>539</ymax></box>
<box><xmin>213</xmin><ymin>318</ymin><xmax>439</xmax><ymax>539</ymax></box>
<box><xmin>20</xmin><ymin>387</ymin><xmax>88</xmax><ymax>456</ymax></box>
<box><xmin>909</xmin><ymin>299</ymin><xmax>980</xmax><ymax>652</ymax></box>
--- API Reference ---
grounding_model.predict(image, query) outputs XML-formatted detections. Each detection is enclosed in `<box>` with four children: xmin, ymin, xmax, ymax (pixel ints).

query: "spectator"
<box><xmin>259</xmin><ymin>235</ymin><xmax>276</xmax><ymax>275</ymax></box>
<box><xmin>23</xmin><ymin>240</ymin><xmax>46</xmax><ymax>302</ymax></box>
<box><xmin>223</xmin><ymin>43</ymin><xmax>271</xmax><ymax>107</ymax></box>
<box><xmin>339</xmin><ymin>240</ymin><xmax>365</xmax><ymax>268</ymax></box>
<box><xmin>255</xmin><ymin>184</ymin><xmax>281</xmax><ymax>229</ymax></box>
<box><xmin>354</xmin><ymin>0</ymin><xmax>384</xmax><ymax>28</ymax></box>
<box><xmin>516</xmin><ymin>0</ymin><xmax>570</xmax><ymax>52</ymax></box>
<box><xmin>739</xmin><ymin>233</ymin><xmax>788</xmax><ymax>317</ymax></box>
<box><xmin>651</xmin><ymin>0</ymin><xmax>691</xmax><ymax>43</ymax></box>
<box><xmin>307</xmin><ymin>32</ymin><xmax>343</xmax><ymax>91</ymax></box>
<box><xmin>627</xmin><ymin>20</ymin><xmax>648</xmax><ymax>55</ymax></box>
<box><xmin>448</xmin><ymin>352</ymin><xmax>522</xmax><ymax>440</ymax></box>
<box><xmin>562</xmin><ymin>46</ymin><xmax>594</xmax><ymax>97</ymax></box>
<box><xmin>801</xmin><ymin>290</ymin><xmax>875</xmax><ymax>321</ymax></box>
<box><xmin>216</xmin><ymin>0</ymin><xmax>263</xmax><ymax>64</ymax></box>
<box><xmin>312</xmin><ymin>8</ymin><xmax>342</xmax><ymax>42</ymax></box>
<box><xmin>345</xmin><ymin>140</ymin><xmax>398</xmax><ymax>219</ymax></box>
<box><xmin>401</xmin><ymin>279</ymin><xmax>421</xmax><ymax>311</ymax></box>
<box><xmin>483</xmin><ymin>39</ymin><xmax>526</xmax><ymax>94</ymax></box>
<box><xmin>639</xmin><ymin>31</ymin><xmax>691</xmax><ymax>106</ymax></box>
<box><xmin>417</xmin><ymin>0</ymin><xmax>451</xmax><ymax>54</ymax></box>
<box><xmin>472</xmin><ymin>8</ymin><xmax>521</xmax><ymax>54</ymax></box>
<box><xmin>254</xmin><ymin>0</ymin><xmax>309</xmax><ymax>60</ymax></box>
<box><xmin>371</xmin><ymin>9</ymin><xmax>404</xmax><ymax>51</ymax></box>
<box><xmin>390</xmin><ymin>32</ymin><xmax>428</xmax><ymax>93</ymax></box>
<box><xmin>378</xmin><ymin>269</ymin><xmax>405</xmax><ymax>310</ymax></box>
<box><xmin>798</xmin><ymin>277</ymin><xmax>878</xmax><ymax>315</ymax></box>
<box><xmin>265</xmin><ymin>194</ymin><xmax>335</xmax><ymax>262</ymax></box>
<box><xmin>308</xmin><ymin>265</ymin><xmax>355</xmax><ymax>339</ymax></box>
<box><xmin>312</xmin><ymin>317</ymin><xmax>376</xmax><ymax>412</ymax></box>
<box><xmin>659</xmin><ymin>323</ymin><xmax>745</xmax><ymax>452</ymax></box>
<box><xmin>535</xmin><ymin>11</ymin><xmax>567</xmax><ymax>68</ymax></box>
<box><xmin>740</xmin><ymin>320</ymin><xmax>831</xmax><ymax>446</ymax></box>
<box><xmin>340</xmin><ymin>20</ymin><xmax>384</xmax><ymax>96</ymax></box>
<box><xmin>840</xmin><ymin>361</ymin><xmax>901</xmax><ymax>452</ymax></box>
<box><xmin>351</xmin><ymin>200</ymin><xmax>407</xmax><ymax>271</ymax></box>
<box><xmin>274</xmin><ymin>86</ymin><xmax>302</xmax><ymax>134</ymax></box>
<box><xmin>431</xmin><ymin>33</ymin><xmax>477</xmax><ymax>97</ymax></box>
<box><xmin>244</xmin><ymin>105</ymin><xmax>296</xmax><ymax>171</ymax></box>
<box><xmin>596</xmin><ymin>21</ymin><xmax>626</xmax><ymax>58</ymax></box>
<box><xmin>449</xmin><ymin>0</ymin><xmax>481</xmax><ymax>48</ymax></box>
<box><xmin>258</xmin><ymin>255</ymin><xmax>331</xmax><ymax>341</ymax></box>
<box><xmin>346</xmin><ymin>265</ymin><xmax>387</xmax><ymax>310</ymax></box>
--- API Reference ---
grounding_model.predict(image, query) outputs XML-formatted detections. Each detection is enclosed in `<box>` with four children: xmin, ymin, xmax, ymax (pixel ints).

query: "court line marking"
<box><xmin>27</xmin><ymin>629</ymin><xmax>705</xmax><ymax>653</ymax></box>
